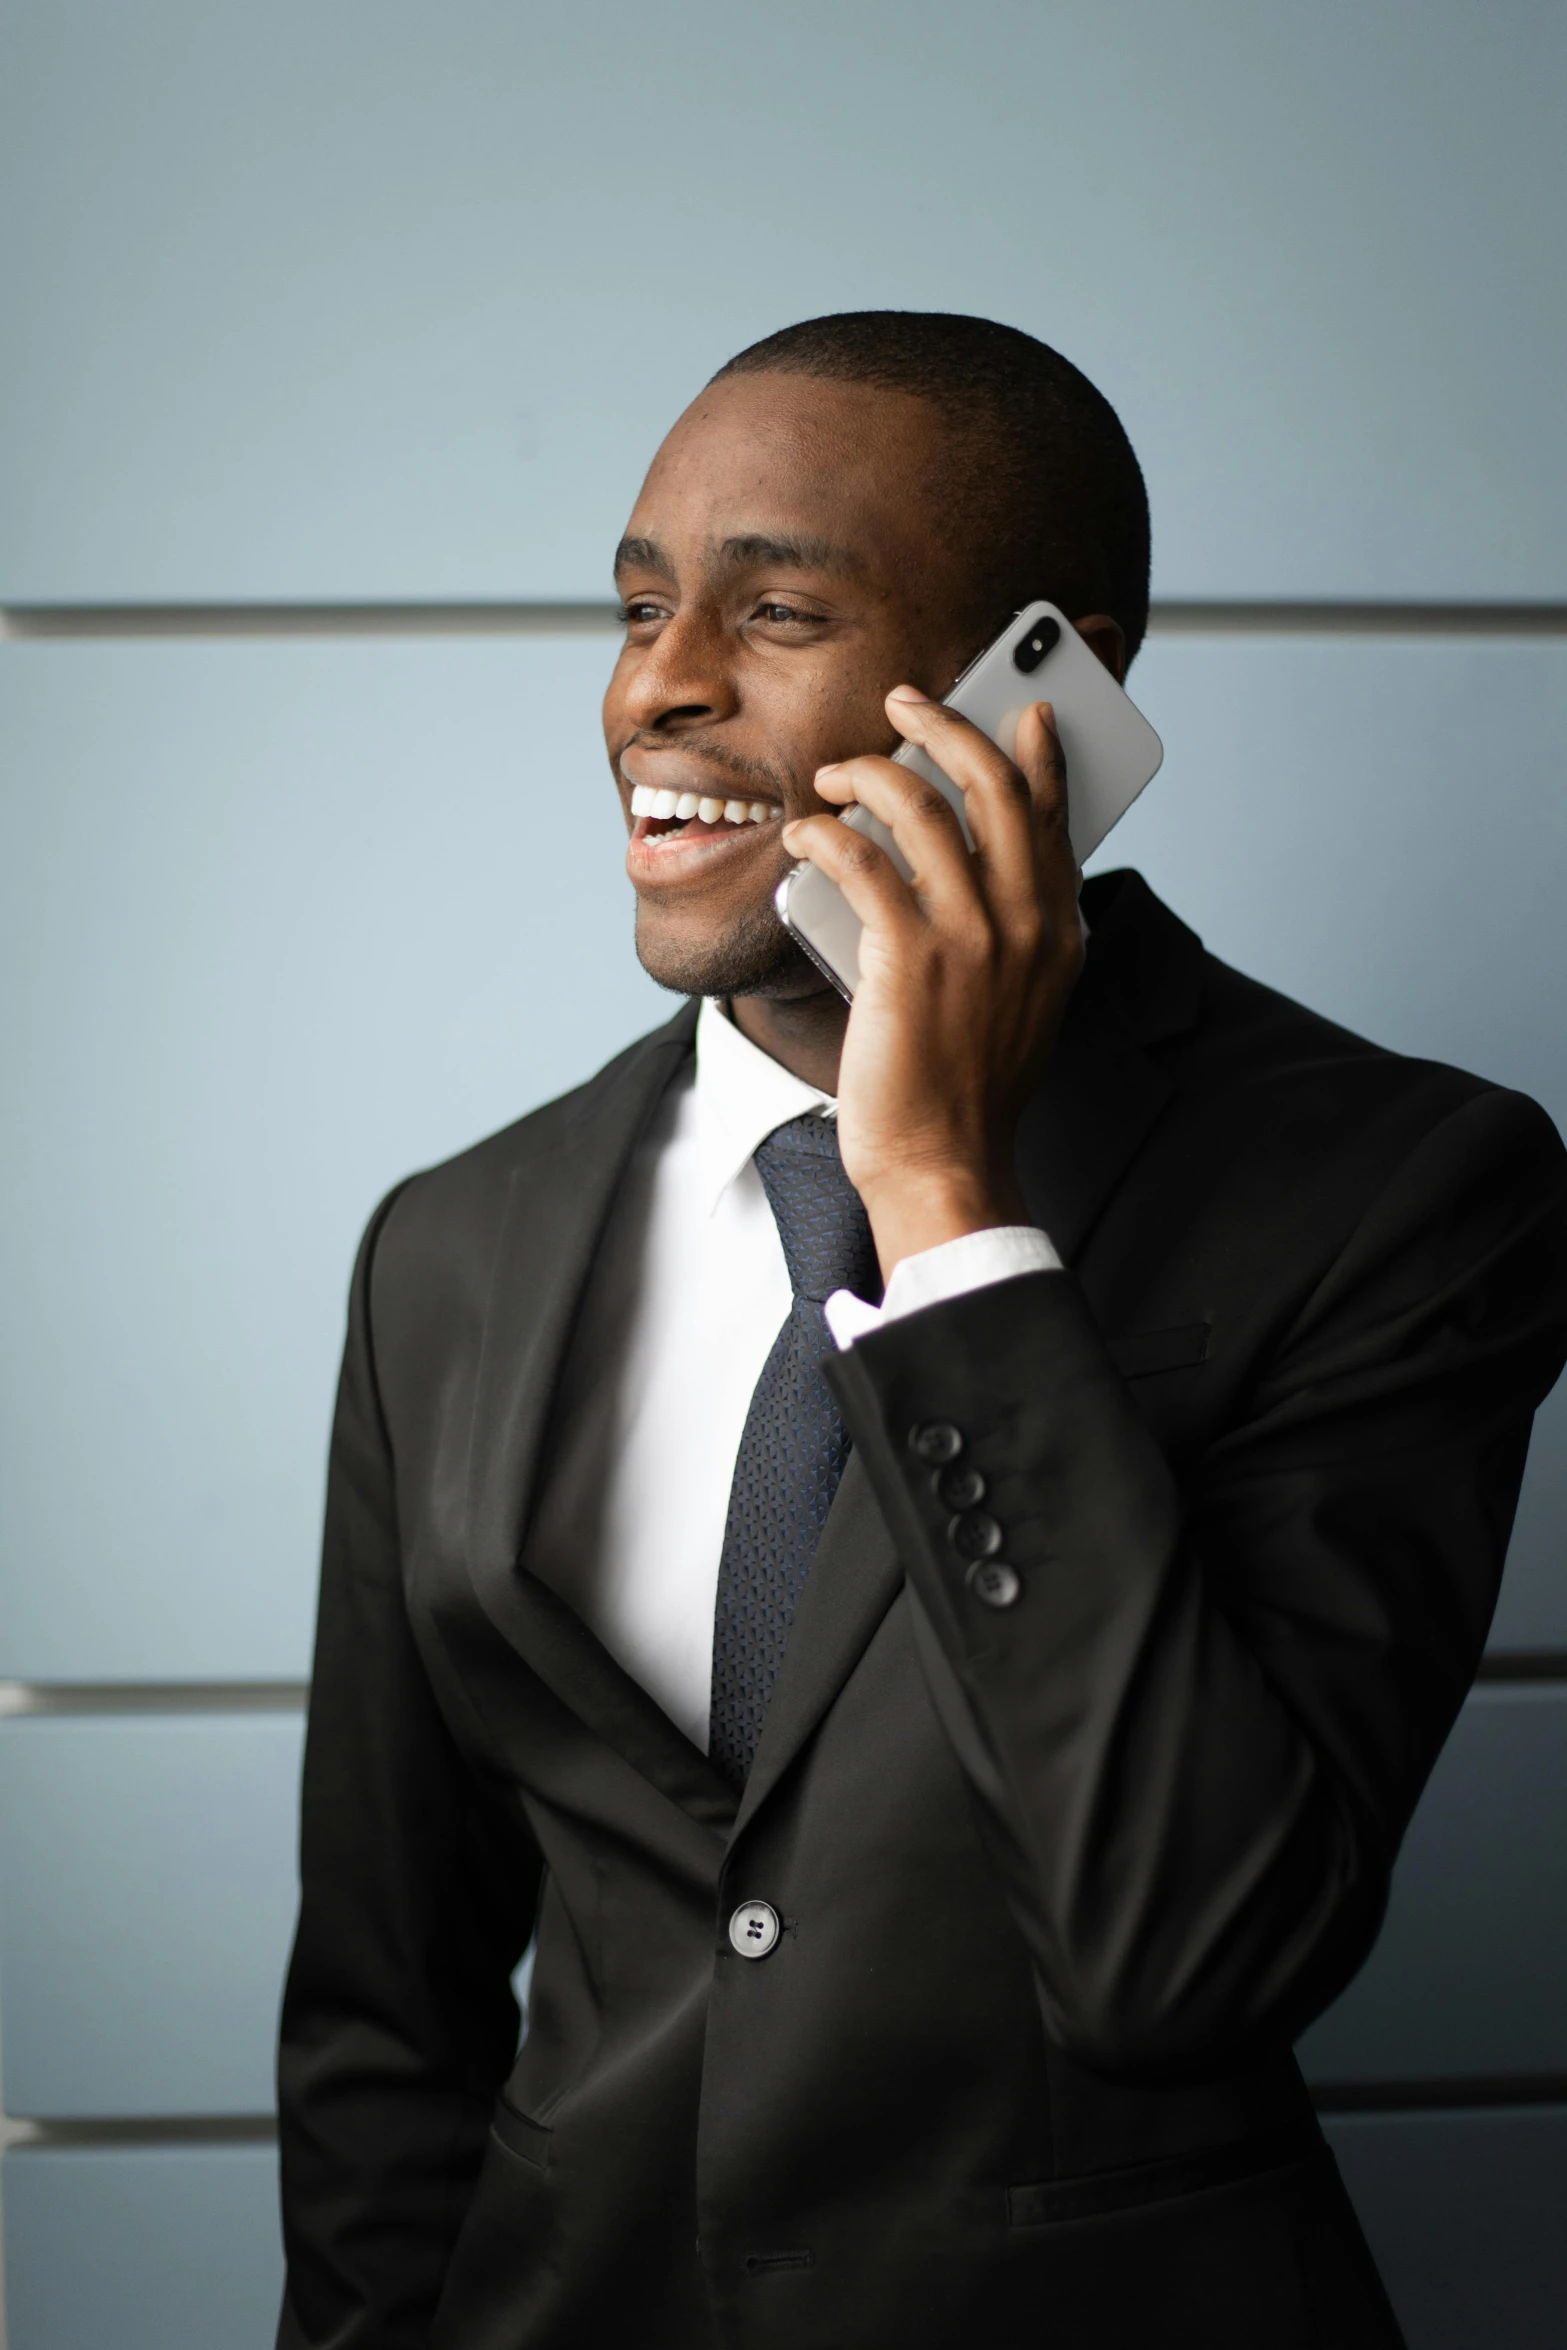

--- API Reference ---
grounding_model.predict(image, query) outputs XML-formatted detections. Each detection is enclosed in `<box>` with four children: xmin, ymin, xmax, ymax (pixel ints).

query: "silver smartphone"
<box><xmin>773</xmin><ymin>600</ymin><xmax>1163</xmax><ymax>999</ymax></box>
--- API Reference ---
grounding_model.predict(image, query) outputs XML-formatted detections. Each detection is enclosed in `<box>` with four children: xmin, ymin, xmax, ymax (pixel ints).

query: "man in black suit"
<box><xmin>277</xmin><ymin>313</ymin><xmax>1567</xmax><ymax>2349</ymax></box>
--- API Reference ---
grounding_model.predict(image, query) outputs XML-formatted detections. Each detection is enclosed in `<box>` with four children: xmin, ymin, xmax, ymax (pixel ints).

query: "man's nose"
<box><xmin>622</xmin><ymin>605</ymin><xmax>739</xmax><ymax>733</ymax></box>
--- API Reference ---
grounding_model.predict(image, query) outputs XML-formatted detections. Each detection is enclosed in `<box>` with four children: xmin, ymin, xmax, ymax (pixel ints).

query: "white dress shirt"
<box><xmin>526</xmin><ymin>999</ymin><xmax>1059</xmax><ymax>1753</ymax></box>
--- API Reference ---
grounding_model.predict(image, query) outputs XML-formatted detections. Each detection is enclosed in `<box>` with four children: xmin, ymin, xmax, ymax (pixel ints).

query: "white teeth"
<box><xmin>632</xmin><ymin>784</ymin><xmax>782</xmax><ymax>834</ymax></box>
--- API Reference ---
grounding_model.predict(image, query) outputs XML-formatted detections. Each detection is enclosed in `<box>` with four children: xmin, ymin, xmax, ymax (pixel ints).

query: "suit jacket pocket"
<box><xmin>490</xmin><ymin>2094</ymin><xmax>552</xmax><ymax>2172</ymax></box>
<box><xmin>1008</xmin><ymin>2128</ymin><xmax>1318</xmax><ymax>2229</ymax></box>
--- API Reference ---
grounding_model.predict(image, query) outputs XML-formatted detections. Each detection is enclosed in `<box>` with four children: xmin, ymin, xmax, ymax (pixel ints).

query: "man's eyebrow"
<box><xmin>614</xmin><ymin>535</ymin><xmax>672</xmax><ymax>579</ymax></box>
<box><xmin>714</xmin><ymin>532</ymin><xmax>865</xmax><ymax>577</ymax></box>
<box><xmin>612</xmin><ymin>530</ymin><xmax>867</xmax><ymax>584</ymax></box>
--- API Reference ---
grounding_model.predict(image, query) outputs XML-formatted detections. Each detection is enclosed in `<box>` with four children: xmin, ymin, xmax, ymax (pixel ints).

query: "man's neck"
<box><xmin>728</xmin><ymin>989</ymin><xmax>848</xmax><ymax>1098</ymax></box>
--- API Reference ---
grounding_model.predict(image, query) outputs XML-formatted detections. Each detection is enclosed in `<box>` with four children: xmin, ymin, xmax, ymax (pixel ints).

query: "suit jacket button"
<box><xmin>967</xmin><ymin>1559</ymin><xmax>1021</xmax><ymax>1609</ymax></box>
<box><xmin>949</xmin><ymin>1509</ymin><xmax>1004</xmax><ymax>1559</ymax></box>
<box><xmin>729</xmin><ymin>1900</ymin><xmax>781</xmax><ymax>1958</ymax></box>
<box><xmin>935</xmin><ymin>1462</ymin><xmax>986</xmax><ymax>1509</ymax></box>
<box><xmin>910</xmin><ymin>1421</ymin><xmax>964</xmax><ymax>1464</ymax></box>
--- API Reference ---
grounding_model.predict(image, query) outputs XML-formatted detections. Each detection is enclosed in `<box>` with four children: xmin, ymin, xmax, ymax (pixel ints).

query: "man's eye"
<box><xmin>757</xmin><ymin>601</ymin><xmax>808</xmax><ymax>624</ymax></box>
<box><xmin>618</xmin><ymin>601</ymin><xmax>666</xmax><ymax>625</ymax></box>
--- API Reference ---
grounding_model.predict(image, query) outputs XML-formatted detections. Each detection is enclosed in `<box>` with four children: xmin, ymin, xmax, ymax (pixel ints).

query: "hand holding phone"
<box><xmin>775</xmin><ymin>602</ymin><xmax>1162</xmax><ymax>998</ymax></box>
<box><xmin>776</xmin><ymin>672</ymin><xmax>1093</xmax><ymax>1276</ymax></box>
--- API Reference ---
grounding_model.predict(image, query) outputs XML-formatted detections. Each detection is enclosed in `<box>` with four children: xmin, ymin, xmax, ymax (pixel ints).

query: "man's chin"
<box><xmin>634</xmin><ymin>900</ymin><xmax>825</xmax><ymax>1002</ymax></box>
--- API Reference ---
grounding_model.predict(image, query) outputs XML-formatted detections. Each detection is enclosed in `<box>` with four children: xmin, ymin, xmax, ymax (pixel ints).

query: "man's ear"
<box><xmin>1071</xmin><ymin>613</ymin><xmax>1128</xmax><ymax>684</ymax></box>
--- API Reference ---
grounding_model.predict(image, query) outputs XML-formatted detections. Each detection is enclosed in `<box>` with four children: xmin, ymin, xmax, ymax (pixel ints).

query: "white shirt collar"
<box><xmin>692</xmin><ymin>997</ymin><xmax>836</xmax><ymax>1219</ymax></box>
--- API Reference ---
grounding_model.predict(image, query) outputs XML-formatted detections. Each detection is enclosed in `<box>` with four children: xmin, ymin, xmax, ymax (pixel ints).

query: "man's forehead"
<box><xmin>644</xmin><ymin>370</ymin><xmax>947</xmax><ymax>496</ymax></box>
<box><xmin>621</xmin><ymin>388</ymin><xmax>953</xmax><ymax>586</ymax></box>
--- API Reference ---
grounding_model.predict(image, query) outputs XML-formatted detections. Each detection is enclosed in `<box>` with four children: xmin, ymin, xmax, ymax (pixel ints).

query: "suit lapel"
<box><xmin>464</xmin><ymin>1001</ymin><xmax>741</xmax><ymax>1821</ymax></box>
<box><xmin>497</xmin><ymin>1570</ymin><xmax>737</xmax><ymax>1832</ymax></box>
<box><xmin>467</xmin><ymin>1006</ymin><xmax>696</xmax><ymax>1590</ymax></box>
<box><xmin>1017</xmin><ymin>998</ymin><xmax>1173</xmax><ymax>1261</ymax></box>
<box><xmin>1019</xmin><ymin>870</ymin><xmax>1204</xmax><ymax>1262</ymax></box>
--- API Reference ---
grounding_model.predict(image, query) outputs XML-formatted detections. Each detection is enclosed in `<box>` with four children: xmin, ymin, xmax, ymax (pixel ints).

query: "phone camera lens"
<box><xmin>1012</xmin><ymin>618</ymin><xmax>1061</xmax><ymax>676</ymax></box>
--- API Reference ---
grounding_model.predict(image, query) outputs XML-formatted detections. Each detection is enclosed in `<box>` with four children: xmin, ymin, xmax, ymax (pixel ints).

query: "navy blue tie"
<box><xmin>709</xmin><ymin>1114</ymin><xmax>882</xmax><ymax>1787</ymax></box>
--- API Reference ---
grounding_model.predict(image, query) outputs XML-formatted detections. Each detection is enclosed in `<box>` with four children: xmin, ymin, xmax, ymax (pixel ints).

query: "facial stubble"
<box><xmin>633</xmin><ymin>886</ymin><xmax>824</xmax><ymax>1002</ymax></box>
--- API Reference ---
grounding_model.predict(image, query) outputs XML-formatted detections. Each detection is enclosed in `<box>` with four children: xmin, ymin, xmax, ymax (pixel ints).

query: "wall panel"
<box><xmin>3</xmin><ymin>632</ymin><xmax>1562</xmax><ymax>1683</ymax></box>
<box><xmin>1112</xmin><ymin>637</ymin><xmax>1567</xmax><ymax>1146</ymax></box>
<box><xmin>0</xmin><ymin>1714</ymin><xmax>303</xmax><ymax>2118</ymax></box>
<box><xmin>1323</xmin><ymin>2108</ymin><xmax>1567</xmax><ymax>2350</ymax></box>
<box><xmin>1</xmin><ymin>0</ymin><xmax>1563</xmax><ymax>604</ymax></box>
<box><xmin>0</xmin><ymin>635</ymin><xmax>664</xmax><ymax>1681</ymax></box>
<box><xmin>1113</xmin><ymin>633</ymin><xmax>1567</xmax><ymax>1650</ymax></box>
<box><xmin>1299</xmin><ymin>1687</ymin><xmax>1567</xmax><ymax>2086</ymax></box>
<box><xmin>1</xmin><ymin>2142</ymin><xmax>281</xmax><ymax>2350</ymax></box>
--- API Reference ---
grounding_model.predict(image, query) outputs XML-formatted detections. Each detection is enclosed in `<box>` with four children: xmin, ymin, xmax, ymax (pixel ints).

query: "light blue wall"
<box><xmin>2</xmin><ymin>2145</ymin><xmax>282</xmax><ymax>2350</ymax></box>
<box><xmin>0</xmin><ymin>636</ymin><xmax>660</xmax><ymax>1681</ymax></box>
<box><xmin>1325</xmin><ymin>2109</ymin><xmax>1567</xmax><ymax>2350</ymax></box>
<box><xmin>1</xmin><ymin>6</ymin><xmax>1563</xmax><ymax>2348</ymax></box>
<box><xmin>0</xmin><ymin>1713</ymin><xmax>304</xmax><ymax>2118</ymax></box>
<box><xmin>1297</xmin><ymin>1687</ymin><xmax>1567</xmax><ymax>2085</ymax></box>
<box><xmin>1</xmin><ymin>1</ymin><xmax>1564</xmax><ymax>603</ymax></box>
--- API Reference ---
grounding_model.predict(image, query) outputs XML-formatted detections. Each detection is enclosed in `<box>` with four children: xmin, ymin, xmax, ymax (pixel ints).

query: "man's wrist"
<box><xmin>860</xmin><ymin>1168</ymin><xmax>1030</xmax><ymax>1284</ymax></box>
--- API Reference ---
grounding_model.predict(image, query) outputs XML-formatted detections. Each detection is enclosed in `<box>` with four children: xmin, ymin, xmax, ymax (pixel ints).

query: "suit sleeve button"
<box><xmin>728</xmin><ymin>1900</ymin><xmax>781</xmax><ymax>1958</ymax></box>
<box><xmin>935</xmin><ymin>1463</ymin><xmax>986</xmax><ymax>1509</ymax></box>
<box><xmin>967</xmin><ymin>1560</ymin><xmax>1022</xmax><ymax>1609</ymax></box>
<box><xmin>949</xmin><ymin>1509</ymin><xmax>1004</xmax><ymax>1560</ymax></box>
<box><xmin>910</xmin><ymin>1422</ymin><xmax>963</xmax><ymax>1464</ymax></box>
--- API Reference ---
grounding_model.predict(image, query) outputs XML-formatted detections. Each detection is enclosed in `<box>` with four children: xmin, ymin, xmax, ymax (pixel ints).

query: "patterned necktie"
<box><xmin>709</xmin><ymin>1113</ymin><xmax>882</xmax><ymax>1787</ymax></box>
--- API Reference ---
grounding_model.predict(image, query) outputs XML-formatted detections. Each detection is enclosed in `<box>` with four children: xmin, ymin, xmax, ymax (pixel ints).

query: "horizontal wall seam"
<box><xmin>1474</xmin><ymin>1651</ymin><xmax>1567</xmax><ymax>1682</ymax></box>
<box><xmin>0</xmin><ymin>1682</ymin><xmax>308</xmax><ymax>1717</ymax></box>
<box><xmin>0</xmin><ymin>602</ymin><xmax>623</xmax><ymax>639</ymax></box>
<box><xmin>3</xmin><ymin>600</ymin><xmax>1567</xmax><ymax>641</ymax></box>
<box><xmin>1150</xmin><ymin>601</ymin><xmax>1567</xmax><ymax>636</ymax></box>
<box><xmin>0</xmin><ymin>1657</ymin><xmax>1559</xmax><ymax>1715</ymax></box>
<box><xmin>6</xmin><ymin>2089</ymin><xmax>1567</xmax><ymax>2143</ymax></box>
<box><xmin>1312</xmin><ymin>2075</ymin><xmax>1567</xmax><ymax>2114</ymax></box>
<box><xmin>1</xmin><ymin>2115</ymin><xmax>277</xmax><ymax>2150</ymax></box>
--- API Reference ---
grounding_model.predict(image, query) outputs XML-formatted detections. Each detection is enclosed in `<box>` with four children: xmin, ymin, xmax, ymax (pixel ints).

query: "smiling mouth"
<box><xmin>628</xmin><ymin>782</ymin><xmax>784</xmax><ymax>846</ymax></box>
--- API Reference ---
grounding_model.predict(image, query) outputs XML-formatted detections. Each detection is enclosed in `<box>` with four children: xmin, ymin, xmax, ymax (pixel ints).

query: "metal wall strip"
<box><xmin>4</xmin><ymin>600</ymin><xmax>1567</xmax><ymax>641</ymax></box>
<box><xmin>8</xmin><ymin>2091</ymin><xmax>1567</xmax><ymax>2141</ymax></box>
<box><xmin>1475</xmin><ymin>1652</ymin><xmax>1567</xmax><ymax>1683</ymax></box>
<box><xmin>0</xmin><ymin>1684</ymin><xmax>308</xmax><ymax>1719</ymax></box>
<box><xmin>1313</xmin><ymin>2075</ymin><xmax>1567</xmax><ymax>2114</ymax></box>
<box><xmin>1</xmin><ymin>1656</ymin><xmax>1559</xmax><ymax>1718</ymax></box>
<box><xmin>1</xmin><ymin>2115</ymin><xmax>277</xmax><ymax>2151</ymax></box>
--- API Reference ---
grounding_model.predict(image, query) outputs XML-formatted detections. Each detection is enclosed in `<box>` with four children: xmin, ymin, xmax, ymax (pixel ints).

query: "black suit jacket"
<box><xmin>277</xmin><ymin>870</ymin><xmax>1567</xmax><ymax>2350</ymax></box>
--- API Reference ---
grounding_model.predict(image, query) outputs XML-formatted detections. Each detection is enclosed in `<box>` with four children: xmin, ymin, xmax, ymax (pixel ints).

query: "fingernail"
<box><xmin>816</xmin><ymin>761</ymin><xmax>841</xmax><ymax>777</ymax></box>
<box><xmin>886</xmin><ymin>683</ymin><xmax>929</xmax><ymax>704</ymax></box>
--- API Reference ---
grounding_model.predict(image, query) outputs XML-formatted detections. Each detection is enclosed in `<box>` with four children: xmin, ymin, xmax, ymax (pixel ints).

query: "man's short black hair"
<box><xmin>714</xmin><ymin>310</ymin><xmax>1151</xmax><ymax>662</ymax></box>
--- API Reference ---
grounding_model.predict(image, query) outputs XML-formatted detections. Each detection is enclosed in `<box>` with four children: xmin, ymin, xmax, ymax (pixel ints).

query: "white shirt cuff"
<box><xmin>823</xmin><ymin>1225</ymin><xmax>1063</xmax><ymax>1351</ymax></box>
